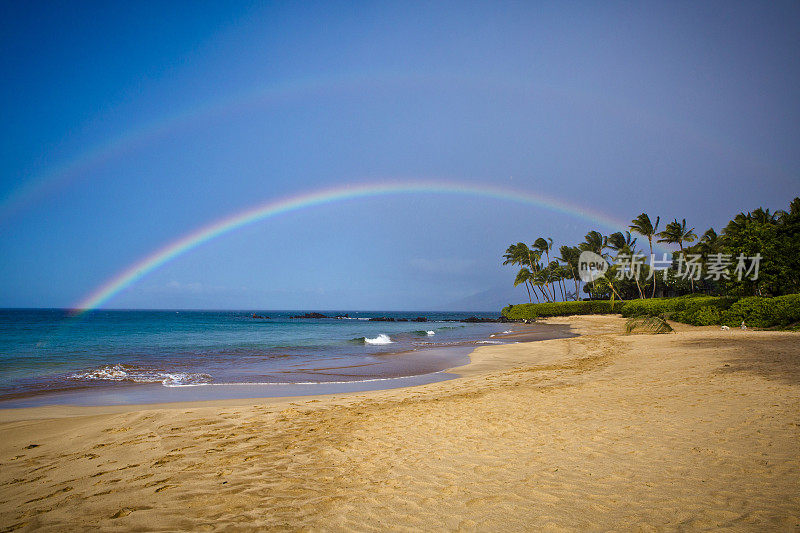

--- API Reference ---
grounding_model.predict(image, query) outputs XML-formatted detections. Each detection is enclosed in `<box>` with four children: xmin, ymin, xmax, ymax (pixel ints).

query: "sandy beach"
<box><xmin>1</xmin><ymin>315</ymin><xmax>798</xmax><ymax>531</ymax></box>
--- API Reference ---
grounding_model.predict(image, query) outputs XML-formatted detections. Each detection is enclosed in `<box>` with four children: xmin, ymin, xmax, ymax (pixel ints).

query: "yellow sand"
<box><xmin>1</xmin><ymin>315</ymin><xmax>798</xmax><ymax>531</ymax></box>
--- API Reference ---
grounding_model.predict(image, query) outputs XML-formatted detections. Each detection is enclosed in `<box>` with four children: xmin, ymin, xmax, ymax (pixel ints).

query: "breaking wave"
<box><xmin>364</xmin><ymin>334</ymin><xmax>393</xmax><ymax>345</ymax></box>
<box><xmin>350</xmin><ymin>333</ymin><xmax>394</xmax><ymax>345</ymax></box>
<box><xmin>69</xmin><ymin>364</ymin><xmax>212</xmax><ymax>387</ymax></box>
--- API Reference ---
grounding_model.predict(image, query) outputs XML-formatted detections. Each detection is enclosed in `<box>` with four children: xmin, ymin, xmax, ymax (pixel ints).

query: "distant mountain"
<box><xmin>445</xmin><ymin>283</ymin><xmax>530</xmax><ymax>312</ymax></box>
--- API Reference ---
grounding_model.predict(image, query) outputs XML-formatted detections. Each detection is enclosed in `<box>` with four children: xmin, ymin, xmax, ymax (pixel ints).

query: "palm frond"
<box><xmin>625</xmin><ymin>316</ymin><xmax>674</xmax><ymax>334</ymax></box>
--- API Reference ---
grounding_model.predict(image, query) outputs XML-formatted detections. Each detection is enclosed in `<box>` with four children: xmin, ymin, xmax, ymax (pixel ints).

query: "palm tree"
<box><xmin>558</xmin><ymin>245</ymin><xmax>582</xmax><ymax>301</ymax></box>
<box><xmin>658</xmin><ymin>218</ymin><xmax>698</xmax><ymax>291</ymax></box>
<box><xmin>607</xmin><ymin>231</ymin><xmax>644</xmax><ymax>299</ymax></box>
<box><xmin>503</xmin><ymin>243</ymin><xmax>548</xmax><ymax>302</ymax></box>
<box><xmin>579</xmin><ymin>231</ymin><xmax>607</xmax><ymax>299</ymax></box>
<box><xmin>696</xmin><ymin>228</ymin><xmax>720</xmax><ymax>257</ymax></box>
<box><xmin>533</xmin><ymin>237</ymin><xmax>559</xmax><ymax>301</ymax></box>
<box><xmin>532</xmin><ymin>267</ymin><xmax>553</xmax><ymax>302</ymax></box>
<box><xmin>504</xmin><ymin>243</ymin><xmax>537</xmax><ymax>302</ymax></box>
<box><xmin>750</xmin><ymin>207</ymin><xmax>777</xmax><ymax>225</ymax></box>
<box><xmin>595</xmin><ymin>267</ymin><xmax>623</xmax><ymax>301</ymax></box>
<box><xmin>579</xmin><ymin>231</ymin><xmax>606</xmax><ymax>256</ymax></box>
<box><xmin>775</xmin><ymin>198</ymin><xmax>800</xmax><ymax>225</ymax></box>
<box><xmin>514</xmin><ymin>268</ymin><xmax>535</xmax><ymax>303</ymax></box>
<box><xmin>607</xmin><ymin>231</ymin><xmax>637</xmax><ymax>253</ymax></box>
<box><xmin>629</xmin><ymin>213</ymin><xmax>660</xmax><ymax>298</ymax></box>
<box><xmin>658</xmin><ymin>218</ymin><xmax>697</xmax><ymax>253</ymax></box>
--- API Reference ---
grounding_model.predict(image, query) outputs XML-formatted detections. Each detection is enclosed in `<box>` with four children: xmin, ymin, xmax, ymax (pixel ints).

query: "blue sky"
<box><xmin>1</xmin><ymin>1</ymin><xmax>798</xmax><ymax>310</ymax></box>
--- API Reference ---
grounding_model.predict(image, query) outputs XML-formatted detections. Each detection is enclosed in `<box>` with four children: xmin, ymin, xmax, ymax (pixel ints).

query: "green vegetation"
<box><xmin>719</xmin><ymin>294</ymin><xmax>800</xmax><ymax>329</ymax></box>
<box><xmin>502</xmin><ymin>300</ymin><xmax>624</xmax><ymax>320</ymax></box>
<box><xmin>501</xmin><ymin>197</ymin><xmax>800</xmax><ymax>329</ymax></box>
<box><xmin>502</xmin><ymin>197</ymin><xmax>800</xmax><ymax>302</ymax></box>
<box><xmin>501</xmin><ymin>294</ymin><xmax>800</xmax><ymax>329</ymax></box>
<box><xmin>619</xmin><ymin>295</ymin><xmax>735</xmax><ymax>325</ymax></box>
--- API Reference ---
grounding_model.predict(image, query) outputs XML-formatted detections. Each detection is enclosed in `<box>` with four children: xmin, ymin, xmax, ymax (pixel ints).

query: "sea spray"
<box><xmin>70</xmin><ymin>364</ymin><xmax>212</xmax><ymax>386</ymax></box>
<box><xmin>364</xmin><ymin>334</ymin><xmax>393</xmax><ymax>345</ymax></box>
<box><xmin>350</xmin><ymin>334</ymin><xmax>393</xmax><ymax>345</ymax></box>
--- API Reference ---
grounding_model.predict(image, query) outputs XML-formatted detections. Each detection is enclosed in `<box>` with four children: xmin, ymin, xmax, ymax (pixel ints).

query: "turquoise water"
<box><xmin>0</xmin><ymin>309</ymin><xmax>512</xmax><ymax>405</ymax></box>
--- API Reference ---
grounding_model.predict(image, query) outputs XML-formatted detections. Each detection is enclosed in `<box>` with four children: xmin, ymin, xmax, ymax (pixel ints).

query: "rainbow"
<box><xmin>0</xmin><ymin>71</ymin><xmax>410</xmax><ymax>224</ymax></box>
<box><xmin>72</xmin><ymin>180</ymin><xmax>669</xmax><ymax>314</ymax></box>
<box><xmin>3</xmin><ymin>70</ymin><xmax>785</xmax><ymax>226</ymax></box>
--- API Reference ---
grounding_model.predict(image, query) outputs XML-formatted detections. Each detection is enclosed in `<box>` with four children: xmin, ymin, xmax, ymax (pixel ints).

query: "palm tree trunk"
<box><xmin>530</xmin><ymin>281</ymin><xmax>540</xmax><ymax>303</ymax></box>
<box><xmin>529</xmin><ymin>281</ymin><xmax>541</xmax><ymax>303</ymax></box>
<box><xmin>538</xmin><ymin>282</ymin><xmax>552</xmax><ymax>302</ymax></box>
<box><xmin>649</xmin><ymin>237</ymin><xmax>657</xmax><ymax>298</ymax></box>
<box><xmin>544</xmin><ymin>251</ymin><xmax>557</xmax><ymax>301</ymax></box>
<box><xmin>607</xmin><ymin>280</ymin><xmax>622</xmax><ymax>301</ymax></box>
<box><xmin>679</xmin><ymin>242</ymin><xmax>694</xmax><ymax>293</ymax></box>
<box><xmin>634</xmin><ymin>277</ymin><xmax>644</xmax><ymax>299</ymax></box>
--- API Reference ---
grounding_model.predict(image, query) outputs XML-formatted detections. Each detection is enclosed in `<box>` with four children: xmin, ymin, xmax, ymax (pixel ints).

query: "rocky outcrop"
<box><xmin>290</xmin><ymin>312</ymin><xmax>328</xmax><ymax>319</ymax></box>
<box><xmin>460</xmin><ymin>316</ymin><xmax>509</xmax><ymax>323</ymax></box>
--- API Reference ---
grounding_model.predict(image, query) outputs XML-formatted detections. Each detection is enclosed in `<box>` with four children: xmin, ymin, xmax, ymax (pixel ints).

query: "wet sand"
<box><xmin>1</xmin><ymin>315</ymin><xmax>798</xmax><ymax>531</ymax></box>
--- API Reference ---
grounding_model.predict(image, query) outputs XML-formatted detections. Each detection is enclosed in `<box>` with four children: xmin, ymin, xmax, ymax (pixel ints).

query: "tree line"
<box><xmin>503</xmin><ymin>197</ymin><xmax>800</xmax><ymax>302</ymax></box>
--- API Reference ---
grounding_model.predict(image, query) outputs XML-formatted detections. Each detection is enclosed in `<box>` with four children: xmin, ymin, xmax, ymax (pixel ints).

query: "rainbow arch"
<box><xmin>72</xmin><ymin>180</ymin><xmax>667</xmax><ymax>313</ymax></box>
<box><xmin>0</xmin><ymin>70</ymin><xmax>414</xmax><ymax>224</ymax></box>
<box><xmin>4</xmin><ymin>70</ymin><xmax>784</xmax><ymax>227</ymax></box>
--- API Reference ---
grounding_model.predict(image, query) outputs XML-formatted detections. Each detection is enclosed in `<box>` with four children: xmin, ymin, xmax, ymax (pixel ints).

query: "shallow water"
<box><xmin>0</xmin><ymin>309</ymin><xmax>513</xmax><ymax>405</ymax></box>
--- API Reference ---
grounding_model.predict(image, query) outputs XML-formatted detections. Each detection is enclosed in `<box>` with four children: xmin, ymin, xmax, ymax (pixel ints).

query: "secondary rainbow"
<box><xmin>72</xmin><ymin>180</ymin><xmax>665</xmax><ymax>313</ymax></box>
<box><xmin>3</xmin><ymin>70</ymin><xmax>778</xmax><ymax>227</ymax></box>
<box><xmin>0</xmin><ymin>71</ymin><xmax>411</xmax><ymax>224</ymax></box>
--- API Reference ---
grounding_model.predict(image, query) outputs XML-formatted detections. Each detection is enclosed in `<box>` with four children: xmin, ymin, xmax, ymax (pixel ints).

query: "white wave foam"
<box><xmin>68</xmin><ymin>364</ymin><xmax>452</xmax><ymax>388</ymax></box>
<box><xmin>476</xmin><ymin>340</ymin><xmax>503</xmax><ymax>344</ymax></box>
<box><xmin>503</xmin><ymin>330</ymin><xmax>513</xmax><ymax>334</ymax></box>
<box><xmin>364</xmin><ymin>334</ymin><xmax>393</xmax><ymax>345</ymax></box>
<box><xmin>172</xmin><ymin>370</ymin><xmax>448</xmax><ymax>387</ymax></box>
<box><xmin>426</xmin><ymin>330</ymin><xmax>435</xmax><ymax>336</ymax></box>
<box><xmin>70</xmin><ymin>364</ymin><xmax>212</xmax><ymax>387</ymax></box>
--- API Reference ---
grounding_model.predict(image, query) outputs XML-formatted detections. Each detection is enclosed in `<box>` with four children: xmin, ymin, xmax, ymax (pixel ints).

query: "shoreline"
<box><xmin>1</xmin><ymin>315</ymin><xmax>797</xmax><ymax>530</ymax></box>
<box><xmin>0</xmin><ymin>322</ymin><xmax>573</xmax><ymax>412</ymax></box>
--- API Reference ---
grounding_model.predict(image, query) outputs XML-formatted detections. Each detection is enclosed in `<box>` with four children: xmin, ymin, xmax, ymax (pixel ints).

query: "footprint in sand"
<box><xmin>111</xmin><ymin>508</ymin><xmax>133</xmax><ymax>519</ymax></box>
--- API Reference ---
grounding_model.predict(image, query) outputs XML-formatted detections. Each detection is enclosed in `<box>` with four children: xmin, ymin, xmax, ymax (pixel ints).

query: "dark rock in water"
<box><xmin>397</xmin><ymin>318</ymin><xmax>408</xmax><ymax>322</ymax></box>
<box><xmin>334</xmin><ymin>314</ymin><xmax>350</xmax><ymax>319</ymax></box>
<box><xmin>460</xmin><ymin>316</ymin><xmax>504</xmax><ymax>323</ymax></box>
<box><xmin>412</xmin><ymin>317</ymin><xmax>427</xmax><ymax>322</ymax></box>
<box><xmin>369</xmin><ymin>316</ymin><xmax>395</xmax><ymax>322</ymax></box>
<box><xmin>290</xmin><ymin>312</ymin><xmax>328</xmax><ymax>319</ymax></box>
<box><xmin>251</xmin><ymin>314</ymin><xmax>270</xmax><ymax>319</ymax></box>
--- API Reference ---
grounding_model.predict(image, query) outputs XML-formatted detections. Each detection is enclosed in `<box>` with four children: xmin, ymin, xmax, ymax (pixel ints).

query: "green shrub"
<box><xmin>501</xmin><ymin>300</ymin><xmax>625</xmax><ymax>320</ymax></box>
<box><xmin>720</xmin><ymin>294</ymin><xmax>800</xmax><ymax>328</ymax></box>
<box><xmin>620</xmin><ymin>296</ymin><xmax>734</xmax><ymax>323</ymax></box>
<box><xmin>503</xmin><ymin>294</ymin><xmax>800</xmax><ymax>328</ymax></box>
<box><xmin>684</xmin><ymin>305</ymin><xmax>722</xmax><ymax>326</ymax></box>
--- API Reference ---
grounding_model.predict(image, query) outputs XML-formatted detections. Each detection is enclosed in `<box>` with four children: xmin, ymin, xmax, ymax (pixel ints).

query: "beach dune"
<box><xmin>1</xmin><ymin>315</ymin><xmax>798</xmax><ymax>531</ymax></box>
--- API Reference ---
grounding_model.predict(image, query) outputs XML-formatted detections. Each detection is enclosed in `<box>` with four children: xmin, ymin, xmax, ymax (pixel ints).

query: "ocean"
<box><xmin>0</xmin><ymin>309</ymin><xmax>515</xmax><ymax>407</ymax></box>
